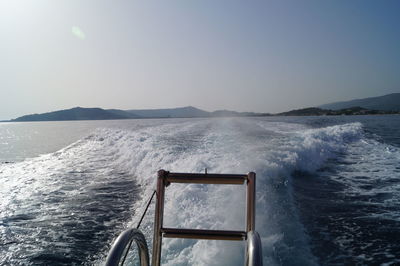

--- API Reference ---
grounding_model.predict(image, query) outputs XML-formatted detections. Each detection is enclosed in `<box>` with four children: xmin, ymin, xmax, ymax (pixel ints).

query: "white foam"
<box><xmin>0</xmin><ymin>118</ymin><xmax>367</xmax><ymax>265</ymax></box>
<box><xmin>327</xmin><ymin>134</ymin><xmax>400</xmax><ymax>222</ymax></box>
<box><xmin>85</xmin><ymin>119</ymin><xmax>363</xmax><ymax>265</ymax></box>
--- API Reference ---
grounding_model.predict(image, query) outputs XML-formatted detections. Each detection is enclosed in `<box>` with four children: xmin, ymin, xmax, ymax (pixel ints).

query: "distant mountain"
<box><xmin>11</xmin><ymin>106</ymin><xmax>211</xmax><ymax>122</ymax></box>
<box><xmin>12</xmin><ymin>107</ymin><xmax>135</xmax><ymax>122</ymax></box>
<box><xmin>126</xmin><ymin>106</ymin><xmax>266</xmax><ymax>118</ymax></box>
<box><xmin>319</xmin><ymin>93</ymin><xmax>400</xmax><ymax>111</ymax></box>
<box><xmin>211</xmin><ymin>110</ymin><xmax>242</xmax><ymax>117</ymax></box>
<box><xmin>11</xmin><ymin>97</ymin><xmax>398</xmax><ymax>122</ymax></box>
<box><xmin>127</xmin><ymin>106</ymin><xmax>210</xmax><ymax>118</ymax></box>
<box><xmin>211</xmin><ymin>110</ymin><xmax>270</xmax><ymax>117</ymax></box>
<box><xmin>278</xmin><ymin>107</ymin><xmax>329</xmax><ymax>116</ymax></box>
<box><xmin>277</xmin><ymin>106</ymin><xmax>398</xmax><ymax>116</ymax></box>
<box><xmin>106</xmin><ymin>109</ymin><xmax>140</xmax><ymax>118</ymax></box>
<box><xmin>12</xmin><ymin>106</ymin><xmax>262</xmax><ymax>122</ymax></box>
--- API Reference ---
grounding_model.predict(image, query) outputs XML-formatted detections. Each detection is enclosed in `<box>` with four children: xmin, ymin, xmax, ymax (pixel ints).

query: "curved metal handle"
<box><xmin>105</xmin><ymin>228</ymin><xmax>150</xmax><ymax>266</ymax></box>
<box><xmin>246</xmin><ymin>231</ymin><xmax>263</xmax><ymax>266</ymax></box>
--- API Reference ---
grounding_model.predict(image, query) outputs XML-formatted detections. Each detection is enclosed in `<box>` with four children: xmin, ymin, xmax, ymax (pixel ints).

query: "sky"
<box><xmin>1</xmin><ymin>0</ymin><xmax>399</xmax><ymax>120</ymax></box>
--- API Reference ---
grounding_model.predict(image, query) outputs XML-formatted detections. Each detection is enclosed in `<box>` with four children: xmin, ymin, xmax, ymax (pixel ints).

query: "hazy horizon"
<box><xmin>3</xmin><ymin>91</ymin><xmax>400</xmax><ymax>121</ymax></box>
<box><xmin>1</xmin><ymin>1</ymin><xmax>400</xmax><ymax>120</ymax></box>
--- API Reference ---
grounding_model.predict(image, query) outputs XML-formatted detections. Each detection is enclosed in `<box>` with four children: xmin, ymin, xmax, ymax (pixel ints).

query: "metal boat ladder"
<box><xmin>105</xmin><ymin>170</ymin><xmax>263</xmax><ymax>266</ymax></box>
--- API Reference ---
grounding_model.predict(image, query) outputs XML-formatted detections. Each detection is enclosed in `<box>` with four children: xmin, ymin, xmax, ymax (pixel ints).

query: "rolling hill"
<box><xmin>12</xmin><ymin>107</ymin><xmax>136</xmax><ymax>122</ymax></box>
<box><xmin>126</xmin><ymin>106</ymin><xmax>209</xmax><ymax>118</ymax></box>
<box><xmin>319</xmin><ymin>93</ymin><xmax>400</xmax><ymax>111</ymax></box>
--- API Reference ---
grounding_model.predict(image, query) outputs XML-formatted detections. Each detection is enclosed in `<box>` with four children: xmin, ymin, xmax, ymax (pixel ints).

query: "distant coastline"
<box><xmin>4</xmin><ymin>106</ymin><xmax>399</xmax><ymax>123</ymax></box>
<box><xmin>4</xmin><ymin>93</ymin><xmax>400</xmax><ymax>122</ymax></box>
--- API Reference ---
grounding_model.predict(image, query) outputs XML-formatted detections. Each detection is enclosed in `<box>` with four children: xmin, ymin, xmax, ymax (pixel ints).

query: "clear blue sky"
<box><xmin>1</xmin><ymin>0</ymin><xmax>399</xmax><ymax>119</ymax></box>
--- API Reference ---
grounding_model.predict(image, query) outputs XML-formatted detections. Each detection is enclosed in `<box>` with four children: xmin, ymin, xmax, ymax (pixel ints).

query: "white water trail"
<box><xmin>0</xmin><ymin>118</ymin><xmax>366</xmax><ymax>265</ymax></box>
<box><xmin>89</xmin><ymin>118</ymin><xmax>363</xmax><ymax>265</ymax></box>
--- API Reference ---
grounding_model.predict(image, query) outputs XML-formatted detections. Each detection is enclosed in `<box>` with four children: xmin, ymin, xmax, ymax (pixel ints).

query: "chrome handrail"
<box><xmin>246</xmin><ymin>231</ymin><xmax>263</xmax><ymax>266</ymax></box>
<box><xmin>105</xmin><ymin>228</ymin><xmax>149</xmax><ymax>266</ymax></box>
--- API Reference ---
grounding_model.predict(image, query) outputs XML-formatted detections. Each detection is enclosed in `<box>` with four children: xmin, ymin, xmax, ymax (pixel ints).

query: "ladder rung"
<box><xmin>161</xmin><ymin>228</ymin><xmax>246</xmax><ymax>241</ymax></box>
<box><xmin>165</xmin><ymin>173</ymin><xmax>247</xmax><ymax>185</ymax></box>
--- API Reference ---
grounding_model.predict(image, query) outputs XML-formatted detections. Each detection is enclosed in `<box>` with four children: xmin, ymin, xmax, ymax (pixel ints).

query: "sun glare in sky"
<box><xmin>71</xmin><ymin>26</ymin><xmax>85</xmax><ymax>40</ymax></box>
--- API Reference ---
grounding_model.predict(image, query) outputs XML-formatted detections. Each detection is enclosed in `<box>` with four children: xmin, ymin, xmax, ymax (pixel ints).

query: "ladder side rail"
<box><xmin>246</xmin><ymin>231</ymin><xmax>263</xmax><ymax>266</ymax></box>
<box><xmin>246</xmin><ymin>172</ymin><xmax>256</xmax><ymax>232</ymax></box>
<box><xmin>105</xmin><ymin>228</ymin><xmax>149</xmax><ymax>266</ymax></box>
<box><xmin>152</xmin><ymin>170</ymin><xmax>167</xmax><ymax>266</ymax></box>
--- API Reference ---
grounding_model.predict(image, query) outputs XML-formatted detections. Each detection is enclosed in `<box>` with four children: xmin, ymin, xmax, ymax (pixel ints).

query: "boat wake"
<box><xmin>2</xmin><ymin>118</ymin><xmax>390</xmax><ymax>265</ymax></box>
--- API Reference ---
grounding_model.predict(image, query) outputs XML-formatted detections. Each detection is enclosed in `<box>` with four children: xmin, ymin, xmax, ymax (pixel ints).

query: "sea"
<box><xmin>0</xmin><ymin>115</ymin><xmax>399</xmax><ymax>266</ymax></box>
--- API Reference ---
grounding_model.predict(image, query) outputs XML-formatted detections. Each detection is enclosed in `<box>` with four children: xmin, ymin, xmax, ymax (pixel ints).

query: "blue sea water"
<box><xmin>0</xmin><ymin>116</ymin><xmax>399</xmax><ymax>265</ymax></box>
